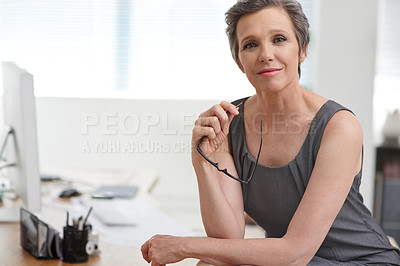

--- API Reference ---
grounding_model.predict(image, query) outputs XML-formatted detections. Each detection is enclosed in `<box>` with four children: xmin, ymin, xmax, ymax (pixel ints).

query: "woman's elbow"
<box><xmin>281</xmin><ymin>237</ymin><xmax>315</xmax><ymax>266</ymax></box>
<box><xmin>282</xmin><ymin>250</ymin><xmax>313</xmax><ymax>266</ymax></box>
<box><xmin>205</xmin><ymin>227</ymin><xmax>245</xmax><ymax>239</ymax></box>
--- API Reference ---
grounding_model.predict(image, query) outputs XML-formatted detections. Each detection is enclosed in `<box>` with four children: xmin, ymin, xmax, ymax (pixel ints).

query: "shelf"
<box><xmin>374</xmin><ymin>145</ymin><xmax>400</xmax><ymax>243</ymax></box>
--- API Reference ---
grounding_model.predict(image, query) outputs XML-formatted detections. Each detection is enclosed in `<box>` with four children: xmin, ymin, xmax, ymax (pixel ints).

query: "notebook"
<box><xmin>91</xmin><ymin>185</ymin><xmax>138</xmax><ymax>199</ymax></box>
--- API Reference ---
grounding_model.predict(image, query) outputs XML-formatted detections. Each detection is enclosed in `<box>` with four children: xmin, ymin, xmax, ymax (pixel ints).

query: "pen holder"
<box><xmin>62</xmin><ymin>226</ymin><xmax>89</xmax><ymax>263</ymax></box>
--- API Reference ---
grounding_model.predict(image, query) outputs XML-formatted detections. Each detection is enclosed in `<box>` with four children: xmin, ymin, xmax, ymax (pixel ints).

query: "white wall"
<box><xmin>33</xmin><ymin>97</ymin><xmax>217</xmax><ymax>200</ymax></box>
<box><xmin>313</xmin><ymin>0</ymin><xmax>378</xmax><ymax>210</ymax></box>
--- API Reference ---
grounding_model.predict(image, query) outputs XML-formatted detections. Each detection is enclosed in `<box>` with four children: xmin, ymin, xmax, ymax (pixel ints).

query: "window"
<box><xmin>375</xmin><ymin>0</ymin><xmax>400</xmax><ymax>110</ymax></box>
<box><xmin>0</xmin><ymin>0</ymin><xmax>116</xmax><ymax>98</ymax></box>
<box><xmin>374</xmin><ymin>0</ymin><xmax>400</xmax><ymax>141</ymax></box>
<box><xmin>0</xmin><ymin>0</ymin><xmax>313</xmax><ymax>99</ymax></box>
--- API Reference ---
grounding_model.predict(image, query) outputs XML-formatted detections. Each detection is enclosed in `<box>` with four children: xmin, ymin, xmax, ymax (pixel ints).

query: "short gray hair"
<box><xmin>225</xmin><ymin>0</ymin><xmax>310</xmax><ymax>77</ymax></box>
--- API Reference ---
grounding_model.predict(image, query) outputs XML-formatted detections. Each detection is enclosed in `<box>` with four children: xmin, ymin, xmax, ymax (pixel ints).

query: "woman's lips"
<box><xmin>257</xmin><ymin>68</ymin><xmax>282</xmax><ymax>77</ymax></box>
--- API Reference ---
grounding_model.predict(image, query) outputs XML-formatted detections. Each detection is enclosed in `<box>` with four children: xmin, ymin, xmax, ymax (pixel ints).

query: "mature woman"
<box><xmin>141</xmin><ymin>0</ymin><xmax>400</xmax><ymax>265</ymax></box>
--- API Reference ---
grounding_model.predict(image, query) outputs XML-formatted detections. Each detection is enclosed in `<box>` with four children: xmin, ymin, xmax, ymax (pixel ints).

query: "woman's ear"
<box><xmin>299</xmin><ymin>44</ymin><xmax>308</xmax><ymax>63</ymax></box>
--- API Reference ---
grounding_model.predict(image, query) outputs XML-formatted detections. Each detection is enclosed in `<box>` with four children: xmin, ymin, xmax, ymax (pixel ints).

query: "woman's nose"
<box><xmin>258</xmin><ymin>44</ymin><xmax>274</xmax><ymax>63</ymax></box>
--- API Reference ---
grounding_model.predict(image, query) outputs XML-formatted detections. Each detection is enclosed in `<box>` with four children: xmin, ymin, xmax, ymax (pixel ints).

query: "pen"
<box><xmin>66</xmin><ymin>211</ymin><xmax>69</xmax><ymax>227</ymax></box>
<box><xmin>73</xmin><ymin>218</ymin><xmax>78</xmax><ymax>228</ymax></box>
<box><xmin>77</xmin><ymin>216</ymin><xmax>83</xmax><ymax>230</ymax></box>
<box><xmin>83</xmin><ymin>206</ymin><xmax>93</xmax><ymax>227</ymax></box>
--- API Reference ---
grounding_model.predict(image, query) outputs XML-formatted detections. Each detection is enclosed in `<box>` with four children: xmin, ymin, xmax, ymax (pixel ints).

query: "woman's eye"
<box><xmin>243</xmin><ymin>42</ymin><xmax>257</xmax><ymax>50</ymax></box>
<box><xmin>274</xmin><ymin>36</ymin><xmax>287</xmax><ymax>44</ymax></box>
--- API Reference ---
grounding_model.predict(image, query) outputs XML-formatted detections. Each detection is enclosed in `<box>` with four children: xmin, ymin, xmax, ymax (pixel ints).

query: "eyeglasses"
<box><xmin>196</xmin><ymin>120</ymin><xmax>263</xmax><ymax>185</ymax></box>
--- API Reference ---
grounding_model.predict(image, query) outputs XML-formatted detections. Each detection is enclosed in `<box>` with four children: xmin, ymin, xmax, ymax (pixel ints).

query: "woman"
<box><xmin>141</xmin><ymin>0</ymin><xmax>400</xmax><ymax>265</ymax></box>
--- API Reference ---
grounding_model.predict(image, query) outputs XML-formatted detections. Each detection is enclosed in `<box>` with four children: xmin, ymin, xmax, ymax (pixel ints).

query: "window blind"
<box><xmin>0</xmin><ymin>0</ymin><xmax>314</xmax><ymax>99</ymax></box>
<box><xmin>376</xmin><ymin>0</ymin><xmax>400</xmax><ymax>76</ymax></box>
<box><xmin>374</xmin><ymin>0</ymin><xmax>400</xmax><ymax>111</ymax></box>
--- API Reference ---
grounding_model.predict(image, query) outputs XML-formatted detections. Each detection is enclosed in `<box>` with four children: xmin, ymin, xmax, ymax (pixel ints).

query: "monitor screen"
<box><xmin>0</xmin><ymin>62</ymin><xmax>41</xmax><ymax>221</ymax></box>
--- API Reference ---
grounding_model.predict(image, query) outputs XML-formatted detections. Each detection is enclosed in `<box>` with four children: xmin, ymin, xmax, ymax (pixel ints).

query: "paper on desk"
<box><xmin>71</xmin><ymin>196</ymin><xmax>199</xmax><ymax>248</ymax></box>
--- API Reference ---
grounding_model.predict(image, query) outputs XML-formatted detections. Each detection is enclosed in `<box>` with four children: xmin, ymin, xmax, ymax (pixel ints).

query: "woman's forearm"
<box><xmin>193</xmin><ymin>161</ymin><xmax>245</xmax><ymax>239</ymax></box>
<box><xmin>183</xmin><ymin>236</ymin><xmax>301</xmax><ymax>266</ymax></box>
<box><xmin>141</xmin><ymin>234</ymin><xmax>308</xmax><ymax>265</ymax></box>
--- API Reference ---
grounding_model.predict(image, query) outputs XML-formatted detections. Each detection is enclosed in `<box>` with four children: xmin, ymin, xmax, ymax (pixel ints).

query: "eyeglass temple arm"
<box><xmin>196</xmin><ymin>137</ymin><xmax>244</xmax><ymax>183</ymax></box>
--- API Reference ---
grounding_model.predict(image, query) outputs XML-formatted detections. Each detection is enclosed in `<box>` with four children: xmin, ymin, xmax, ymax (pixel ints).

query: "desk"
<box><xmin>0</xmin><ymin>167</ymin><xmax>201</xmax><ymax>266</ymax></box>
<box><xmin>0</xmin><ymin>222</ymin><xmax>148</xmax><ymax>266</ymax></box>
<box><xmin>0</xmin><ymin>207</ymin><xmax>200</xmax><ymax>266</ymax></box>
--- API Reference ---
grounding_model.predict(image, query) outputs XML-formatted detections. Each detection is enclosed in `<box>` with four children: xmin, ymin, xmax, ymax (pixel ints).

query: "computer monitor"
<box><xmin>0</xmin><ymin>62</ymin><xmax>41</xmax><ymax>221</ymax></box>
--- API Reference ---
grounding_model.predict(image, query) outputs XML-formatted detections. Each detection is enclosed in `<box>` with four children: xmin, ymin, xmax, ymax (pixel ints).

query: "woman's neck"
<box><xmin>252</xmin><ymin>83</ymin><xmax>306</xmax><ymax>115</ymax></box>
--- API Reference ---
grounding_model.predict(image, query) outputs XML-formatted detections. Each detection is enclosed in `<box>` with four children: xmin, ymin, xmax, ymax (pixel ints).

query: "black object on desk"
<box><xmin>62</xmin><ymin>207</ymin><xmax>94</xmax><ymax>263</ymax></box>
<box><xmin>62</xmin><ymin>225</ymin><xmax>89</xmax><ymax>263</ymax></box>
<box><xmin>40</xmin><ymin>174</ymin><xmax>62</xmax><ymax>182</ymax></box>
<box><xmin>59</xmin><ymin>188</ymin><xmax>81</xmax><ymax>198</ymax></box>
<box><xmin>20</xmin><ymin>207</ymin><xmax>97</xmax><ymax>263</ymax></box>
<box><xmin>20</xmin><ymin>208</ymin><xmax>62</xmax><ymax>259</ymax></box>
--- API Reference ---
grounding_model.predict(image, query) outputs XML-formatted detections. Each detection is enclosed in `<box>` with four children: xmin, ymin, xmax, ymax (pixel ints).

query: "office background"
<box><xmin>0</xmin><ymin>0</ymin><xmax>399</xmax><ymax>213</ymax></box>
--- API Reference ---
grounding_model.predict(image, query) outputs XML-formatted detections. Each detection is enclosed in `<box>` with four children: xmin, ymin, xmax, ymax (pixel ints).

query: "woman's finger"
<box><xmin>140</xmin><ymin>241</ymin><xmax>151</xmax><ymax>263</ymax></box>
<box><xmin>198</xmin><ymin>102</ymin><xmax>239</xmax><ymax>134</ymax></box>
<box><xmin>195</xmin><ymin>116</ymin><xmax>222</xmax><ymax>136</ymax></box>
<box><xmin>220</xmin><ymin>101</ymin><xmax>240</xmax><ymax>116</ymax></box>
<box><xmin>216</xmin><ymin>101</ymin><xmax>240</xmax><ymax>134</ymax></box>
<box><xmin>193</xmin><ymin>125</ymin><xmax>217</xmax><ymax>141</ymax></box>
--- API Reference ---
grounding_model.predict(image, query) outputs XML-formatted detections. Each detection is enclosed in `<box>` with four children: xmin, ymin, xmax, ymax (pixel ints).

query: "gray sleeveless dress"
<box><xmin>228</xmin><ymin>97</ymin><xmax>400</xmax><ymax>265</ymax></box>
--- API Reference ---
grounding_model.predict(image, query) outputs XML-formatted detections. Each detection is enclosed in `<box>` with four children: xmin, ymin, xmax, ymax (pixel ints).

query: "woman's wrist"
<box><xmin>180</xmin><ymin>237</ymin><xmax>208</xmax><ymax>263</ymax></box>
<box><xmin>181</xmin><ymin>237</ymin><xmax>230</xmax><ymax>266</ymax></box>
<box><xmin>192</xmin><ymin>157</ymin><xmax>217</xmax><ymax>183</ymax></box>
<box><xmin>179</xmin><ymin>236</ymin><xmax>197</xmax><ymax>259</ymax></box>
<box><xmin>192</xmin><ymin>151</ymin><xmax>213</xmax><ymax>171</ymax></box>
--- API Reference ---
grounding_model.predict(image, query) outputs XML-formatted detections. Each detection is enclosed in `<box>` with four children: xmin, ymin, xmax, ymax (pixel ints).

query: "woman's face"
<box><xmin>236</xmin><ymin>7</ymin><xmax>306</xmax><ymax>93</ymax></box>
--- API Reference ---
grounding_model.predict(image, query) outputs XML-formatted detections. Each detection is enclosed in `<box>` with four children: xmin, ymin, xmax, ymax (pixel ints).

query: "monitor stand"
<box><xmin>0</xmin><ymin>206</ymin><xmax>20</xmax><ymax>222</ymax></box>
<box><xmin>0</xmin><ymin>195</ymin><xmax>22</xmax><ymax>222</ymax></box>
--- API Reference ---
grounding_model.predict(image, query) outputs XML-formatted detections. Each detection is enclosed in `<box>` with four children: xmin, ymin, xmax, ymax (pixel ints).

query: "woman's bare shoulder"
<box><xmin>325</xmin><ymin>109</ymin><xmax>363</xmax><ymax>140</ymax></box>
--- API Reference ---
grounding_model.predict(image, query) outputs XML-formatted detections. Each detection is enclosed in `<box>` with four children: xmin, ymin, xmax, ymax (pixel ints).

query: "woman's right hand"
<box><xmin>192</xmin><ymin>101</ymin><xmax>240</xmax><ymax>163</ymax></box>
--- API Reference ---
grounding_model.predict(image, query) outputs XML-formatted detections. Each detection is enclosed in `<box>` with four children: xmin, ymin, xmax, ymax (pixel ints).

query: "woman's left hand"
<box><xmin>141</xmin><ymin>235</ymin><xmax>188</xmax><ymax>265</ymax></box>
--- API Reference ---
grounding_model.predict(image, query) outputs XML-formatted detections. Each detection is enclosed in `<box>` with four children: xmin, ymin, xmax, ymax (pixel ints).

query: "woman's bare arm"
<box><xmin>194</xmin><ymin>140</ymin><xmax>246</xmax><ymax>239</ymax></box>
<box><xmin>191</xmin><ymin>101</ymin><xmax>245</xmax><ymax>239</ymax></box>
